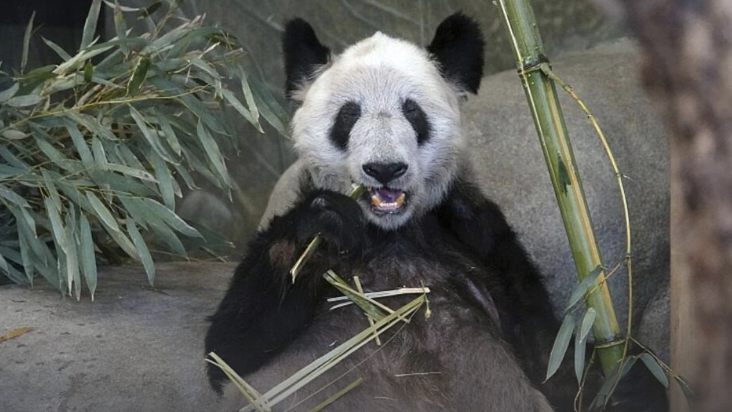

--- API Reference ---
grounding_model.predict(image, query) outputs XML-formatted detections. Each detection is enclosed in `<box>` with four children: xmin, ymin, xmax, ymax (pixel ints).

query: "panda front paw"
<box><xmin>296</xmin><ymin>191</ymin><xmax>367</xmax><ymax>256</ymax></box>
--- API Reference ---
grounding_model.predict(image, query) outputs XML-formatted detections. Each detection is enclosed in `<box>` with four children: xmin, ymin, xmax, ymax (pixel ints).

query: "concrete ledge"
<box><xmin>0</xmin><ymin>263</ymin><xmax>235</xmax><ymax>412</ymax></box>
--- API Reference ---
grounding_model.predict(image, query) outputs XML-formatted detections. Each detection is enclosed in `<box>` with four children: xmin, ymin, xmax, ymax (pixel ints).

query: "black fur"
<box><xmin>205</xmin><ymin>179</ymin><xmax>667</xmax><ymax>411</ymax></box>
<box><xmin>283</xmin><ymin>18</ymin><xmax>330</xmax><ymax>99</ymax></box>
<box><xmin>329</xmin><ymin>101</ymin><xmax>361</xmax><ymax>150</ymax></box>
<box><xmin>403</xmin><ymin>99</ymin><xmax>431</xmax><ymax>145</ymax></box>
<box><xmin>427</xmin><ymin>12</ymin><xmax>485</xmax><ymax>94</ymax></box>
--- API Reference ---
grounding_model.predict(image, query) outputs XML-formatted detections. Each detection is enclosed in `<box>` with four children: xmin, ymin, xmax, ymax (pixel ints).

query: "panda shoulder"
<box><xmin>259</xmin><ymin>159</ymin><xmax>311</xmax><ymax>229</ymax></box>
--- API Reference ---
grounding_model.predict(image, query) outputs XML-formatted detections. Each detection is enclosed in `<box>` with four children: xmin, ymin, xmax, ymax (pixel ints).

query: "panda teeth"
<box><xmin>369</xmin><ymin>190</ymin><xmax>406</xmax><ymax>211</ymax></box>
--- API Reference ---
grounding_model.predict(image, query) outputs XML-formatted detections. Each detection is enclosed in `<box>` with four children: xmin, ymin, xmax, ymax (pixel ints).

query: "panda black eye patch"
<box><xmin>330</xmin><ymin>101</ymin><xmax>362</xmax><ymax>150</ymax></box>
<box><xmin>402</xmin><ymin>99</ymin><xmax>430</xmax><ymax>145</ymax></box>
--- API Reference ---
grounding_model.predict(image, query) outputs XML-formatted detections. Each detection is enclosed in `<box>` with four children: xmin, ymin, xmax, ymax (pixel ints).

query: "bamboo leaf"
<box><xmin>41</xmin><ymin>170</ymin><xmax>63</xmax><ymax>212</ymax></box>
<box><xmin>85</xmin><ymin>191</ymin><xmax>120</xmax><ymax>232</ymax></box>
<box><xmin>113</xmin><ymin>2</ymin><xmax>129</xmax><ymax>54</ymax></box>
<box><xmin>147</xmin><ymin>218</ymin><xmax>186</xmax><ymax>256</ymax></box>
<box><xmin>640</xmin><ymin>353</ymin><xmax>669</xmax><ymax>388</ymax></box>
<box><xmin>190</xmin><ymin>57</ymin><xmax>220</xmax><ymax>80</ymax></box>
<box><xmin>42</xmin><ymin>37</ymin><xmax>73</xmax><ymax>60</ymax></box>
<box><xmin>45</xmin><ymin>197</ymin><xmax>67</xmax><ymax>251</ymax></box>
<box><xmin>127</xmin><ymin>56</ymin><xmax>150</xmax><ymax>95</ymax></box>
<box><xmin>0</xmin><ymin>82</ymin><xmax>20</xmax><ymax>103</ymax></box>
<box><xmin>66</xmin><ymin>112</ymin><xmax>118</xmax><ymax>141</ymax></box>
<box><xmin>91</xmin><ymin>137</ymin><xmax>109</xmax><ymax>170</ymax></box>
<box><xmin>590</xmin><ymin>357</ymin><xmax>638</xmax><ymax>410</ymax></box>
<box><xmin>79</xmin><ymin>214</ymin><xmax>98</xmax><ymax>300</ymax></box>
<box><xmin>34</xmin><ymin>135</ymin><xmax>81</xmax><ymax>173</ymax></box>
<box><xmin>83</xmin><ymin>61</ymin><xmax>94</xmax><ymax>83</ymax></box>
<box><xmin>573</xmin><ymin>330</ymin><xmax>587</xmax><ymax>384</ymax></box>
<box><xmin>221</xmin><ymin>89</ymin><xmax>256</xmax><ymax>126</ymax></box>
<box><xmin>250</xmin><ymin>79</ymin><xmax>288</xmax><ymax>137</ymax></box>
<box><xmin>65</xmin><ymin>206</ymin><xmax>81</xmax><ymax>299</ymax></box>
<box><xmin>546</xmin><ymin>314</ymin><xmax>575</xmax><ymax>381</ymax></box>
<box><xmin>149</xmin><ymin>150</ymin><xmax>175</xmax><ymax>209</ymax></box>
<box><xmin>155</xmin><ymin>111</ymin><xmax>182</xmax><ymax>156</ymax></box>
<box><xmin>578</xmin><ymin>307</ymin><xmax>596</xmax><ymax>342</ymax></box>
<box><xmin>80</xmin><ymin>0</ymin><xmax>103</xmax><ymax>50</ymax></box>
<box><xmin>18</xmin><ymin>207</ymin><xmax>37</xmax><ymax>238</ymax></box>
<box><xmin>573</xmin><ymin>307</ymin><xmax>596</xmax><ymax>383</ymax></box>
<box><xmin>139</xmin><ymin>2</ymin><xmax>162</xmax><ymax>18</ymax></box>
<box><xmin>103</xmin><ymin>0</ymin><xmax>140</xmax><ymax>12</ymax></box>
<box><xmin>129</xmin><ymin>105</ymin><xmax>175</xmax><ymax>163</ymax></box>
<box><xmin>196</xmin><ymin>122</ymin><xmax>230</xmax><ymax>186</ymax></box>
<box><xmin>118</xmin><ymin>196</ymin><xmax>151</xmax><ymax>230</ymax></box>
<box><xmin>5</xmin><ymin>94</ymin><xmax>42</xmax><ymax>108</ymax></box>
<box><xmin>126</xmin><ymin>219</ymin><xmax>155</xmax><ymax>285</ymax></box>
<box><xmin>65</xmin><ymin>121</ymin><xmax>95</xmax><ymax>169</ymax></box>
<box><xmin>117</xmin><ymin>144</ymin><xmax>145</xmax><ymax>170</ymax></box>
<box><xmin>0</xmin><ymin>250</ymin><xmax>9</xmax><ymax>272</ymax></box>
<box><xmin>0</xmin><ymin>183</ymin><xmax>30</xmax><ymax>208</ymax></box>
<box><xmin>142</xmin><ymin>198</ymin><xmax>201</xmax><ymax>238</ymax></box>
<box><xmin>565</xmin><ymin>265</ymin><xmax>602</xmax><ymax>313</ymax></box>
<box><xmin>54</xmin><ymin>239</ymin><xmax>68</xmax><ymax>293</ymax></box>
<box><xmin>18</xmin><ymin>228</ymin><xmax>35</xmax><ymax>283</ymax></box>
<box><xmin>148</xmin><ymin>77</ymin><xmax>225</xmax><ymax>134</ymax></box>
<box><xmin>0</xmin><ymin>146</ymin><xmax>27</xmax><ymax>169</ymax></box>
<box><xmin>54</xmin><ymin>44</ymin><xmax>114</xmax><ymax>75</ymax></box>
<box><xmin>143</xmin><ymin>17</ymin><xmax>201</xmax><ymax>54</ymax></box>
<box><xmin>238</xmin><ymin>67</ymin><xmax>261</xmax><ymax>130</ymax></box>
<box><xmin>107</xmin><ymin>163</ymin><xmax>158</xmax><ymax>182</ymax></box>
<box><xmin>173</xmin><ymin>163</ymin><xmax>197</xmax><ymax>190</ymax></box>
<box><xmin>22</xmin><ymin>65</ymin><xmax>56</xmax><ymax>84</ymax></box>
<box><xmin>1</xmin><ymin>129</ymin><xmax>29</xmax><ymax>140</ymax></box>
<box><xmin>21</xmin><ymin>12</ymin><xmax>35</xmax><ymax>73</ymax></box>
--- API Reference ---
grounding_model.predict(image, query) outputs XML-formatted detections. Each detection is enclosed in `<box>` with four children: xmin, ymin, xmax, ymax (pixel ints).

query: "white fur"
<box><xmin>291</xmin><ymin>32</ymin><xmax>466</xmax><ymax>229</ymax></box>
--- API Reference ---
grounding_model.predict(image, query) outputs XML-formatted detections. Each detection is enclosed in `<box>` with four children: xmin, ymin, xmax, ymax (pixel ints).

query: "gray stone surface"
<box><xmin>462</xmin><ymin>38</ymin><xmax>669</xmax><ymax>333</ymax></box>
<box><xmin>0</xmin><ymin>263</ymin><xmax>233</xmax><ymax>412</ymax></box>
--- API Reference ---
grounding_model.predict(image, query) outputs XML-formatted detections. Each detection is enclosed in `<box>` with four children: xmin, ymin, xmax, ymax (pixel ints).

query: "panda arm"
<box><xmin>204</xmin><ymin>190</ymin><xmax>366</xmax><ymax>394</ymax></box>
<box><xmin>204</xmin><ymin>211</ymin><xmax>326</xmax><ymax>393</ymax></box>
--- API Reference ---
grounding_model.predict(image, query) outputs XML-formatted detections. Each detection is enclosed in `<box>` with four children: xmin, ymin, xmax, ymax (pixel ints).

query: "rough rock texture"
<box><xmin>263</xmin><ymin>39</ymin><xmax>670</xmax><ymax>351</ymax></box>
<box><xmin>462</xmin><ymin>39</ymin><xmax>669</xmax><ymax>339</ymax></box>
<box><xmin>0</xmin><ymin>263</ymin><xmax>232</xmax><ymax>412</ymax></box>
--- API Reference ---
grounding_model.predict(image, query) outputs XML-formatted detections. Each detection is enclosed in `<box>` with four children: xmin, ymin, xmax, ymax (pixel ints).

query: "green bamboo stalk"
<box><xmin>495</xmin><ymin>0</ymin><xmax>624</xmax><ymax>376</ymax></box>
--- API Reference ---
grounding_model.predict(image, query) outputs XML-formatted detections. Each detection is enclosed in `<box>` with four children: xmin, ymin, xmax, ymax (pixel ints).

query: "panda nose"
<box><xmin>362</xmin><ymin>162</ymin><xmax>408</xmax><ymax>184</ymax></box>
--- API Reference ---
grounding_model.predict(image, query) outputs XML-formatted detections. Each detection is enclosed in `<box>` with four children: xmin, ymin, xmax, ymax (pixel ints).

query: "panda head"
<box><xmin>284</xmin><ymin>13</ymin><xmax>484</xmax><ymax>230</ymax></box>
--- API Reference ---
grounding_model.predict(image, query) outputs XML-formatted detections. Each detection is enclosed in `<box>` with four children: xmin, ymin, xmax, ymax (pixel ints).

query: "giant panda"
<box><xmin>205</xmin><ymin>13</ymin><xmax>667</xmax><ymax>412</ymax></box>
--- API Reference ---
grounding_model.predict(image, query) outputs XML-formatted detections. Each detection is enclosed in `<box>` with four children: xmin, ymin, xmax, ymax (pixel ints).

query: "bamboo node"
<box><xmin>517</xmin><ymin>55</ymin><xmax>550</xmax><ymax>76</ymax></box>
<box><xmin>594</xmin><ymin>338</ymin><xmax>627</xmax><ymax>349</ymax></box>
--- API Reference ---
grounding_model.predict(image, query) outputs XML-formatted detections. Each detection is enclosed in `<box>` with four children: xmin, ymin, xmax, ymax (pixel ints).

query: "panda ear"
<box><xmin>427</xmin><ymin>13</ymin><xmax>485</xmax><ymax>94</ymax></box>
<box><xmin>283</xmin><ymin>18</ymin><xmax>331</xmax><ymax>100</ymax></box>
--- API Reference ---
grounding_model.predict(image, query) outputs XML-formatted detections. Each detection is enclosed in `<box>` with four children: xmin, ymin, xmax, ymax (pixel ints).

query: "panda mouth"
<box><xmin>367</xmin><ymin>187</ymin><xmax>407</xmax><ymax>214</ymax></box>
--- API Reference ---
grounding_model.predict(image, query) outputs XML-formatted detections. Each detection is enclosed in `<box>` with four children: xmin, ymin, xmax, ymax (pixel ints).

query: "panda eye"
<box><xmin>330</xmin><ymin>101</ymin><xmax>361</xmax><ymax>151</ymax></box>
<box><xmin>402</xmin><ymin>99</ymin><xmax>430</xmax><ymax>145</ymax></box>
<box><xmin>403</xmin><ymin>99</ymin><xmax>418</xmax><ymax>114</ymax></box>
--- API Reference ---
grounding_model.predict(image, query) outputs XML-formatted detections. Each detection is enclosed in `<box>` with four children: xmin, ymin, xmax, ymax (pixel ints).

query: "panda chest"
<box><xmin>315</xmin><ymin>232</ymin><xmax>493</xmax><ymax>339</ymax></box>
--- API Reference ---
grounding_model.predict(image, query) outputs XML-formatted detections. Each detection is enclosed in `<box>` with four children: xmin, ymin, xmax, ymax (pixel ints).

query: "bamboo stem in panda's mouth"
<box><xmin>290</xmin><ymin>185</ymin><xmax>366</xmax><ymax>284</ymax></box>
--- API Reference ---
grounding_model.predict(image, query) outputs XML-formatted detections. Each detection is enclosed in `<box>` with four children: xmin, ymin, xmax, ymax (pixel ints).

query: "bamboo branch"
<box><xmin>495</xmin><ymin>0</ymin><xmax>624</xmax><ymax>377</ymax></box>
